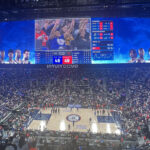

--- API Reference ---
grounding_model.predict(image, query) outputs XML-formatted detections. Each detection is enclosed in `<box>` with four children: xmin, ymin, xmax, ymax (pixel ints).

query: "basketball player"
<box><xmin>89</xmin><ymin>117</ymin><xmax>92</xmax><ymax>123</ymax></box>
<box><xmin>99</xmin><ymin>109</ymin><xmax>101</xmax><ymax>115</ymax></box>
<box><xmin>40</xmin><ymin>111</ymin><xmax>42</xmax><ymax>118</ymax></box>
<box><xmin>147</xmin><ymin>48</ymin><xmax>150</xmax><ymax>63</ymax></box>
<box><xmin>14</xmin><ymin>49</ymin><xmax>22</xmax><ymax>64</ymax></box>
<box><xmin>97</xmin><ymin>110</ymin><xmax>99</xmax><ymax>115</ymax></box>
<box><xmin>68</xmin><ymin>124</ymin><xmax>71</xmax><ymax>130</ymax></box>
<box><xmin>128</xmin><ymin>49</ymin><xmax>137</xmax><ymax>63</ymax></box>
<box><xmin>136</xmin><ymin>48</ymin><xmax>145</xmax><ymax>63</ymax></box>
<box><xmin>7</xmin><ymin>49</ymin><xmax>15</xmax><ymax>64</ymax></box>
<box><xmin>0</xmin><ymin>50</ymin><xmax>5</xmax><ymax>64</ymax></box>
<box><xmin>22</xmin><ymin>50</ymin><xmax>30</xmax><ymax>64</ymax></box>
<box><xmin>103</xmin><ymin>109</ymin><xmax>105</xmax><ymax>115</ymax></box>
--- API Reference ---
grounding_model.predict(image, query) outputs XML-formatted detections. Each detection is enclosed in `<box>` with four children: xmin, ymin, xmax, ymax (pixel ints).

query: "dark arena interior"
<box><xmin>1</xmin><ymin>0</ymin><xmax>150</xmax><ymax>150</ymax></box>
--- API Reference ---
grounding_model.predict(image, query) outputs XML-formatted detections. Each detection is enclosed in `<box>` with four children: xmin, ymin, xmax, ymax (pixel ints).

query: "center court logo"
<box><xmin>66</xmin><ymin>114</ymin><xmax>81</xmax><ymax>122</ymax></box>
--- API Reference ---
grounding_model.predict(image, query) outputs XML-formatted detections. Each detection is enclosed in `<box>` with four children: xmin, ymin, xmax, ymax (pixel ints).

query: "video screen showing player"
<box><xmin>0</xmin><ymin>50</ymin><xmax>5</xmax><ymax>64</ymax></box>
<box><xmin>22</xmin><ymin>50</ymin><xmax>30</xmax><ymax>64</ymax></box>
<box><xmin>7</xmin><ymin>49</ymin><xmax>15</xmax><ymax>64</ymax></box>
<box><xmin>0</xmin><ymin>49</ymin><xmax>31</xmax><ymax>64</ymax></box>
<box><xmin>0</xmin><ymin>20</ymin><xmax>35</xmax><ymax>64</ymax></box>
<box><xmin>35</xmin><ymin>18</ymin><xmax>90</xmax><ymax>51</ymax></box>
<box><xmin>128</xmin><ymin>49</ymin><xmax>137</xmax><ymax>63</ymax></box>
<box><xmin>92</xmin><ymin>18</ymin><xmax>150</xmax><ymax>64</ymax></box>
<box><xmin>15</xmin><ymin>49</ymin><xmax>22</xmax><ymax>64</ymax></box>
<box><xmin>127</xmin><ymin>48</ymin><xmax>150</xmax><ymax>63</ymax></box>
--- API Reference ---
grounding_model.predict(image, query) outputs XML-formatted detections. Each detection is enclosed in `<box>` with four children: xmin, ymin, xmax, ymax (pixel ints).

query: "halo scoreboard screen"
<box><xmin>0</xmin><ymin>17</ymin><xmax>150</xmax><ymax>64</ymax></box>
<box><xmin>91</xmin><ymin>18</ymin><xmax>114</xmax><ymax>61</ymax></box>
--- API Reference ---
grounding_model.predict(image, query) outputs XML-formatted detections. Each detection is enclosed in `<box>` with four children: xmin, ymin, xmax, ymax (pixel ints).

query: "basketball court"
<box><xmin>27</xmin><ymin>108</ymin><xmax>121</xmax><ymax>135</ymax></box>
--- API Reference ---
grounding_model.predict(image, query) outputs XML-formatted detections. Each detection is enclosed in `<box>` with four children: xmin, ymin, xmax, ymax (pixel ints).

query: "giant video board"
<box><xmin>0</xmin><ymin>17</ymin><xmax>150</xmax><ymax>64</ymax></box>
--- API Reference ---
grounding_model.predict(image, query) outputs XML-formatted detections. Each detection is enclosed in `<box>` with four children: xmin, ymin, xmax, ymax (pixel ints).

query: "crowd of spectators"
<box><xmin>0</xmin><ymin>66</ymin><xmax>150</xmax><ymax>150</ymax></box>
<box><xmin>35</xmin><ymin>18</ymin><xmax>90</xmax><ymax>51</ymax></box>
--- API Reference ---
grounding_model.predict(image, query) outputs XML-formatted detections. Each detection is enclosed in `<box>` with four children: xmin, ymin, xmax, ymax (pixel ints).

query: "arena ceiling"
<box><xmin>0</xmin><ymin>0</ymin><xmax>150</xmax><ymax>21</ymax></box>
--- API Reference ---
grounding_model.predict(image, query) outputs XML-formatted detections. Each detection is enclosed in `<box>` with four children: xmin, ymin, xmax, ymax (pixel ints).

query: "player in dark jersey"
<box><xmin>68</xmin><ymin>124</ymin><xmax>71</xmax><ymax>130</ymax></box>
<box><xmin>7</xmin><ymin>49</ymin><xmax>15</xmax><ymax>64</ymax></box>
<box><xmin>0</xmin><ymin>50</ymin><xmax>5</xmax><ymax>64</ymax></box>
<box><xmin>22</xmin><ymin>50</ymin><xmax>30</xmax><ymax>64</ymax></box>
<box><xmin>73</xmin><ymin>121</ymin><xmax>75</xmax><ymax>127</ymax></box>
<box><xmin>128</xmin><ymin>49</ymin><xmax>137</xmax><ymax>63</ymax></box>
<box><xmin>89</xmin><ymin>117</ymin><xmax>92</xmax><ymax>123</ymax></box>
<box><xmin>136</xmin><ymin>48</ymin><xmax>145</xmax><ymax>63</ymax></box>
<box><xmin>147</xmin><ymin>48</ymin><xmax>150</xmax><ymax>63</ymax></box>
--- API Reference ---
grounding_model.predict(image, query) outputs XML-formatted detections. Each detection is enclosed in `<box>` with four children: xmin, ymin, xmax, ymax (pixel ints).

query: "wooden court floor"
<box><xmin>27</xmin><ymin>108</ymin><xmax>120</xmax><ymax>135</ymax></box>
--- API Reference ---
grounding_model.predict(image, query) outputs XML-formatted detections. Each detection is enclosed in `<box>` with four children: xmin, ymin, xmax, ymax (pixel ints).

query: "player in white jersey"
<box><xmin>14</xmin><ymin>49</ymin><xmax>22</xmax><ymax>64</ymax></box>
<box><xmin>22</xmin><ymin>49</ymin><xmax>30</xmax><ymax>64</ymax></box>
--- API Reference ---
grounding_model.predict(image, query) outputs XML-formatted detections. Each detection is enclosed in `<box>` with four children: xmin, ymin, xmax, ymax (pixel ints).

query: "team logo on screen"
<box><xmin>66</xmin><ymin>114</ymin><xmax>81</xmax><ymax>122</ymax></box>
<box><xmin>57</xmin><ymin>38</ymin><xmax>65</xmax><ymax>46</ymax></box>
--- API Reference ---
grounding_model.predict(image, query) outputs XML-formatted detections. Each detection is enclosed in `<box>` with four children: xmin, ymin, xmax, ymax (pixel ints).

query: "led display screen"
<box><xmin>0</xmin><ymin>18</ymin><xmax>150</xmax><ymax>64</ymax></box>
